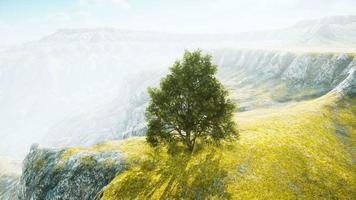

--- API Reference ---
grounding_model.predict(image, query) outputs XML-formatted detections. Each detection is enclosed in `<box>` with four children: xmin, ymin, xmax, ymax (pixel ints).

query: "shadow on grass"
<box><xmin>108</xmin><ymin>145</ymin><xmax>231</xmax><ymax>199</ymax></box>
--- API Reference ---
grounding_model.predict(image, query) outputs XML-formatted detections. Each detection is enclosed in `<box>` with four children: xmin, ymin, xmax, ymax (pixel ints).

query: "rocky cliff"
<box><xmin>16</xmin><ymin>144</ymin><xmax>125</xmax><ymax>200</ymax></box>
<box><xmin>213</xmin><ymin>49</ymin><xmax>356</xmax><ymax>109</ymax></box>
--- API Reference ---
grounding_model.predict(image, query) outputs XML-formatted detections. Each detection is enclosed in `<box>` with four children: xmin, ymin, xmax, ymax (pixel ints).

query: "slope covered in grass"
<box><xmin>95</xmin><ymin>93</ymin><xmax>355</xmax><ymax>199</ymax></box>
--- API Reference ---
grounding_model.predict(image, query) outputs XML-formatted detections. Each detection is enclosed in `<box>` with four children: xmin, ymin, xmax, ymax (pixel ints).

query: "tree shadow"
<box><xmin>109</xmin><ymin>146</ymin><xmax>231</xmax><ymax>199</ymax></box>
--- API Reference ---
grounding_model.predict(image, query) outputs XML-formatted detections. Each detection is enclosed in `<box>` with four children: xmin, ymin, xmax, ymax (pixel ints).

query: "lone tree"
<box><xmin>145</xmin><ymin>50</ymin><xmax>238</xmax><ymax>152</ymax></box>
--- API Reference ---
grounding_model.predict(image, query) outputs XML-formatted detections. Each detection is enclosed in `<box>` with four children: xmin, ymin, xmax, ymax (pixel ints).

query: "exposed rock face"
<box><xmin>17</xmin><ymin>144</ymin><xmax>125</xmax><ymax>200</ymax></box>
<box><xmin>214</xmin><ymin>50</ymin><xmax>354</xmax><ymax>88</ymax></box>
<box><xmin>213</xmin><ymin>49</ymin><xmax>356</xmax><ymax>103</ymax></box>
<box><xmin>333</xmin><ymin>63</ymin><xmax>356</xmax><ymax>95</ymax></box>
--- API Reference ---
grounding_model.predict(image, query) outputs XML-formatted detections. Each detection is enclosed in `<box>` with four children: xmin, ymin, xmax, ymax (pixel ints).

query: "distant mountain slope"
<box><xmin>37</xmin><ymin>15</ymin><xmax>356</xmax><ymax>49</ymax></box>
<box><xmin>229</xmin><ymin>15</ymin><xmax>356</xmax><ymax>49</ymax></box>
<box><xmin>292</xmin><ymin>15</ymin><xmax>356</xmax><ymax>45</ymax></box>
<box><xmin>41</xmin><ymin>70</ymin><xmax>164</xmax><ymax>148</ymax></box>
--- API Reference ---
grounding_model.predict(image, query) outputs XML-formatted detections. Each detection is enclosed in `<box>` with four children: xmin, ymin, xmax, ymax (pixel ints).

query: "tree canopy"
<box><xmin>145</xmin><ymin>50</ymin><xmax>238</xmax><ymax>151</ymax></box>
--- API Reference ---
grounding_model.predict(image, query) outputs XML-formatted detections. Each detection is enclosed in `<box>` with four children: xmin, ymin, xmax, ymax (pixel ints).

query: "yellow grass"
<box><xmin>63</xmin><ymin>92</ymin><xmax>356</xmax><ymax>199</ymax></box>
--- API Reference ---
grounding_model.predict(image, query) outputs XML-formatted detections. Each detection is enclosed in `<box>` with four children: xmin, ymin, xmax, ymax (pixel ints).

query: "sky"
<box><xmin>0</xmin><ymin>0</ymin><xmax>356</xmax><ymax>46</ymax></box>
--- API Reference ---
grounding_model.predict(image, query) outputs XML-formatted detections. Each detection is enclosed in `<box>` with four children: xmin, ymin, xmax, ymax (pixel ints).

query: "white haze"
<box><xmin>1</xmin><ymin>0</ymin><xmax>356</xmax><ymax>46</ymax></box>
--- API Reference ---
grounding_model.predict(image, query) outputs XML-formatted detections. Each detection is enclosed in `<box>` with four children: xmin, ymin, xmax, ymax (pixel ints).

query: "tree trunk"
<box><xmin>185</xmin><ymin>130</ymin><xmax>194</xmax><ymax>152</ymax></box>
<box><xmin>187</xmin><ymin>141</ymin><xmax>194</xmax><ymax>152</ymax></box>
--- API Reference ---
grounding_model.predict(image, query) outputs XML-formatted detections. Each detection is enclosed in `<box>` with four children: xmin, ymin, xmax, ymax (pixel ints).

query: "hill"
<box><xmin>97</xmin><ymin>93</ymin><xmax>355</xmax><ymax>199</ymax></box>
<box><xmin>16</xmin><ymin>92</ymin><xmax>355</xmax><ymax>199</ymax></box>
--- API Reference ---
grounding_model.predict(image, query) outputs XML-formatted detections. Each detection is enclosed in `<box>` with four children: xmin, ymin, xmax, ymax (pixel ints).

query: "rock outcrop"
<box><xmin>17</xmin><ymin>144</ymin><xmax>125</xmax><ymax>200</ymax></box>
<box><xmin>333</xmin><ymin>66</ymin><xmax>356</xmax><ymax>95</ymax></box>
<box><xmin>213</xmin><ymin>49</ymin><xmax>356</xmax><ymax>106</ymax></box>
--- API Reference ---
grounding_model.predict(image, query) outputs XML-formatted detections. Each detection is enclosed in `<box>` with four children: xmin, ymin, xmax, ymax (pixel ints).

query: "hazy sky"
<box><xmin>0</xmin><ymin>0</ymin><xmax>356</xmax><ymax>46</ymax></box>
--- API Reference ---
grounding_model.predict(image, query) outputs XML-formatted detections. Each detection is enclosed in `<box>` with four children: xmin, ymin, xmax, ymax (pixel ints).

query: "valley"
<box><xmin>0</xmin><ymin>15</ymin><xmax>355</xmax><ymax>199</ymax></box>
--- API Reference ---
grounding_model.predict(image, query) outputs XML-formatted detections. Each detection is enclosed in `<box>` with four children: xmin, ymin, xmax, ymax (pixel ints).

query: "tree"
<box><xmin>145</xmin><ymin>50</ymin><xmax>238</xmax><ymax>152</ymax></box>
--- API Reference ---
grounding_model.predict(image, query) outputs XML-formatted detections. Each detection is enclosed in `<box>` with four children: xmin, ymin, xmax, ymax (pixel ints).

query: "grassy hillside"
<box><xmin>64</xmin><ymin>93</ymin><xmax>355</xmax><ymax>199</ymax></box>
